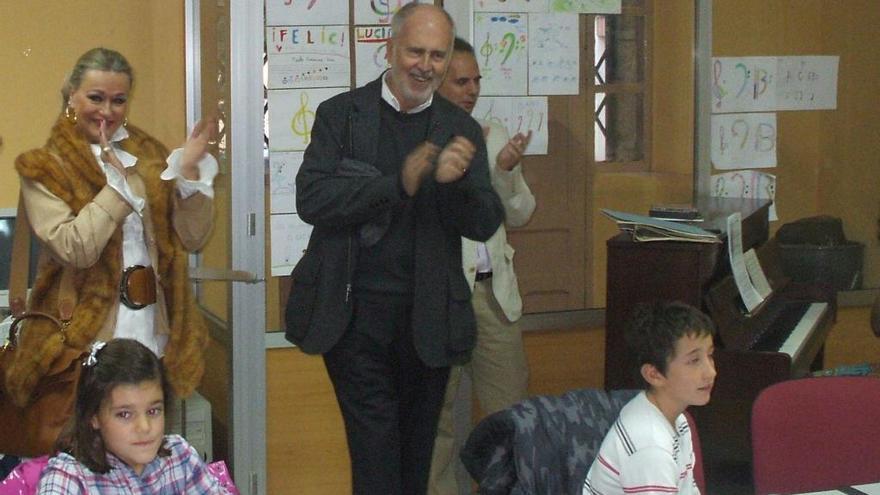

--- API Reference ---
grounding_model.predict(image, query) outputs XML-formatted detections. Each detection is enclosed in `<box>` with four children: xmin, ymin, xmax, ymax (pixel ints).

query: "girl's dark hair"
<box><xmin>624</xmin><ymin>300</ymin><xmax>716</xmax><ymax>388</ymax></box>
<box><xmin>56</xmin><ymin>338</ymin><xmax>172</xmax><ymax>473</ymax></box>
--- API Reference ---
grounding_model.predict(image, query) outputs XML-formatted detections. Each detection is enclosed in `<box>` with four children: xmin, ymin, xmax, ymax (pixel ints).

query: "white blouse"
<box><xmin>89</xmin><ymin>126</ymin><xmax>217</xmax><ymax>356</ymax></box>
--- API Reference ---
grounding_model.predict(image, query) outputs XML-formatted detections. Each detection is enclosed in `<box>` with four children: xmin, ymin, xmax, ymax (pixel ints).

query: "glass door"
<box><xmin>186</xmin><ymin>1</ymin><xmax>267</xmax><ymax>494</ymax></box>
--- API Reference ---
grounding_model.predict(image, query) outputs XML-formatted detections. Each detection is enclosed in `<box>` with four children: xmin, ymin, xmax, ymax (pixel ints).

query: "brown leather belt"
<box><xmin>475</xmin><ymin>271</ymin><xmax>493</xmax><ymax>281</ymax></box>
<box><xmin>120</xmin><ymin>265</ymin><xmax>157</xmax><ymax>310</ymax></box>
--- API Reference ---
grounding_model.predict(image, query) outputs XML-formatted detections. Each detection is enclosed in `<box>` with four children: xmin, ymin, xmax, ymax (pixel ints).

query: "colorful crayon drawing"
<box><xmin>268</xmin><ymin>87</ymin><xmax>348</xmax><ymax>151</ymax></box>
<box><xmin>269</xmin><ymin>151</ymin><xmax>304</xmax><ymax>214</ymax></box>
<box><xmin>711</xmin><ymin>112</ymin><xmax>777</xmax><ymax>170</ymax></box>
<box><xmin>266</xmin><ymin>26</ymin><xmax>350</xmax><ymax>89</ymax></box>
<box><xmin>266</xmin><ymin>0</ymin><xmax>348</xmax><ymax>26</ymax></box>
<box><xmin>472</xmin><ymin>96</ymin><xmax>549</xmax><ymax>155</ymax></box>
<box><xmin>711</xmin><ymin>170</ymin><xmax>777</xmax><ymax>220</ymax></box>
<box><xmin>354</xmin><ymin>0</ymin><xmax>415</xmax><ymax>25</ymax></box>
<box><xmin>548</xmin><ymin>0</ymin><xmax>620</xmax><ymax>13</ymax></box>
<box><xmin>355</xmin><ymin>26</ymin><xmax>392</xmax><ymax>87</ymax></box>
<box><xmin>474</xmin><ymin>13</ymin><xmax>528</xmax><ymax>96</ymax></box>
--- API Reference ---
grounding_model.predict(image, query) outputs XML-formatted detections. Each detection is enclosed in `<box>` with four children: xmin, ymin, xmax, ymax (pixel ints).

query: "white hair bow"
<box><xmin>83</xmin><ymin>341</ymin><xmax>107</xmax><ymax>367</ymax></box>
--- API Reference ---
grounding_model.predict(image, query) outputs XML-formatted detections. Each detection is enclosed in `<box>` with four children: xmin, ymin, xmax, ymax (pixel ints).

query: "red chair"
<box><xmin>751</xmin><ymin>376</ymin><xmax>880</xmax><ymax>495</ymax></box>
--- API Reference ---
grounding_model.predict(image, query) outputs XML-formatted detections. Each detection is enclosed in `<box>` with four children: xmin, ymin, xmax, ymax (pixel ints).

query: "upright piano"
<box><xmin>604</xmin><ymin>197</ymin><xmax>835</xmax><ymax>475</ymax></box>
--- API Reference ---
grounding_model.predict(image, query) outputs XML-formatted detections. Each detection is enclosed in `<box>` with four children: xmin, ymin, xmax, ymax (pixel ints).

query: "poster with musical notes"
<box><xmin>473</xmin><ymin>96</ymin><xmax>549</xmax><ymax>155</ymax></box>
<box><xmin>775</xmin><ymin>56</ymin><xmax>838</xmax><ymax>111</ymax></box>
<box><xmin>474</xmin><ymin>0</ymin><xmax>548</xmax><ymax>13</ymax></box>
<box><xmin>474</xmin><ymin>13</ymin><xmax>529</xmax><ymax>96</ymax></box>
<box><xmin>711</xmin><ymin>113</ymin><xmax>777</xmax><ymax>170</ymax></box>
<box><xmin>528</xmin><ymin>14</ymin><xmax>579</xmax><ymax>95</ymax></box>
<box><xmin>270</xmin><ymin>214</ymin><xmax>313</xmax><ymax>276</ymax></box>
<box><xmin>354</xmin><ymin>0</ymin><xmax>416</xmax><ymax>25</ymax></box>
<box><xmin>266</xmin><ymin>26</ymin><xmax>350</xmax><ymax>89</ymax></box>
<box><xmin>355</xmin><ymin>26</ymin><xmax>391</xmax><ymax>87</ymax></box>
<box><xmin>711</xmin><ymin>170</ymin><xmax>778</xmax><ymax>221</ymax></box>
<box><xmin>712</xmin><ymin>57</ymin><xmax>778</xmax><ymax>113</ymax></box>
<box><xmin>548</xmin><ymin>0</ymin><xmax>620</xmax><ymax>14</ymax></box>
<box><xmin>269</xmin><ymin>152</ymin><xmax>304</xmax><ymax>214</ymax></box>
<box><xmin>268</xmin><ymin>87</ymin><xmax>348</xmax><ymax>151</ymax></box>
<box><xmin>266</xmin><ymin>0</ymin><xmax>348</xmax><ymax>26</ymax></box>
<box><xmin>711</xmin><ymin>56</ymin><xmax>838</xmax><ymax>113</ymax></box>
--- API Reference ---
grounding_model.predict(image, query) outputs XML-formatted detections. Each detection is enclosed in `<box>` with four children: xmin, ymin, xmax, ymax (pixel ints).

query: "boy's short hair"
<box><xmin>624</xmin><ymin>301</ymin><xmax>715</xmax><ymax>388</ymax></box>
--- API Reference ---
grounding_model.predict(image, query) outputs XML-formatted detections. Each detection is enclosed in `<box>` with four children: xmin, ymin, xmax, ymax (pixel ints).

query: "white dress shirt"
<box><xmin>89</xmin><ymin>126</ymin><xmax>217</xmax><ymax>356</ymax></box>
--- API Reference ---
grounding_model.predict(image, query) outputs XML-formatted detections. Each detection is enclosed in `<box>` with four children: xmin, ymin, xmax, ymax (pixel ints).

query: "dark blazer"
<box><xmin>285</xmin><ymin>77</ymin><xmax>504</xmax><ymax>367</ymax></box>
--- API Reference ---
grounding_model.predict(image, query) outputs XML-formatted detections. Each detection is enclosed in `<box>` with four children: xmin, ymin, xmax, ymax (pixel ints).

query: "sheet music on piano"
<box><xmin>744</xmin><ymin>248</ymin><xmax>773</xmax><ymax>299</ymax></box>
<box><xmin>727</xmin><ymin>212</ymin><xmax>767</xmax><ymax>313</ymax></box>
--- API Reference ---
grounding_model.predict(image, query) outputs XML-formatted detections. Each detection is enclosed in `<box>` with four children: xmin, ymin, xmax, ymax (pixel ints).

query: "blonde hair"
<box><xmin>61</xmin><ymin>47</ymin><xmax>133</xmax><ymax>110</ymax></box>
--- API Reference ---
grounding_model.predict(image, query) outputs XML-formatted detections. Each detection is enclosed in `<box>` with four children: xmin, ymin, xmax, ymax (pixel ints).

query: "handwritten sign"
<box><xmin>548</xmin><ymin>0</ymin><xmax>620</xmax><ymax>14</ymax></box>
<box><xmin>712</xmin><ymin>56</ymin><xmax>838</xmax><ymax>113</ymax></box>
<box><xmin>355</xmin><ymin>26</ymin><xmax>392</xmax><ymax>87</ymax></box>
<box><xmin>528</xmin><ymin>14</ymin><xmax>579</xmax><ymax>95</ymax></box>
<box><xmin>473</xmin><ymin>96</ymin><xmax>549</xmax><ymax>155</ymax></box>
<box><xmin>266</xmin><ymin>26</ymin><xmax>350</xmax><ymax>89</ymax></box>
<box><xmin>474</xmin><ymin>13</ymin><xmax>529</xmax><ymax>96</ymax></box>
<box><xmin>711</xmin><ymin>170</ymin><xmax>778</xmax><ymax>221</ymax></box>
<box><xmin>712</xmin><ymin>57</ymin><xmax>777</xmax><ymax>113</ymax></box>
<box><xmin>474</xmin><ymin>0</ymin><xmax>548</xmax><ymax>13</ymax></box>
<box><xmin>268</xmin><ymin>87</ymin><xmax>348</xmax><ymax>151</ymax></box>
<box><xmin>775</xmin><ymin>56</ymin><xmax>838</xmax><ymax>111</ymax></box>
<box><xmin>354</xmin><ymin>0</ymin><xmax>415</xmax><ymax>25</ymax></box>
<box><xmin>711</xmin><ymin>113</ymin><xmax>777</xmax><ymax>170</ymax></box>
<box><xmin>266</xmin><ymin>0</ymin><xmax>348</xmax><ymax>26</ymax></box>
<box><xmin>270</xmin><ymin>214</ymin><xmax>313</xmax><ymax>276</ymax></box>
<box><xmin>269</xmin><ymin>151</ymin><xmax>304</xmax><ymax>214</ymax></box>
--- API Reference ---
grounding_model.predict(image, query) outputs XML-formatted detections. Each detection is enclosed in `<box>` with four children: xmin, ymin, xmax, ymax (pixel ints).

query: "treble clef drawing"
<box><xmin>480</xmin><ymin>32</ymin><xmax>493</xmax><ymax>67</ymax></box>
<box><xmin>291</xmin><ymin>92</ymin><xmax>315</xmax><ymax>146</ymax></box>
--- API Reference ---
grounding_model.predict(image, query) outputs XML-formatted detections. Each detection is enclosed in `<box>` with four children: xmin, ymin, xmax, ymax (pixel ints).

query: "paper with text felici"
<box><xmin>727</xmin><ymin>212</ymin><xmax>765</xmax><ymax>313</ymax></box>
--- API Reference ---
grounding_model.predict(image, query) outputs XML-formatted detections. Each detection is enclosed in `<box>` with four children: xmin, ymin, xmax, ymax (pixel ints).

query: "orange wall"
<box><xmin>713</xmin><ymin>0</ymin><xmax>880</xmax><ymax>287</ymax></box>
<box><xmin>0</xmin><ymin>1</ymin><xmax>186</xmax><ymax>208</ymax></box>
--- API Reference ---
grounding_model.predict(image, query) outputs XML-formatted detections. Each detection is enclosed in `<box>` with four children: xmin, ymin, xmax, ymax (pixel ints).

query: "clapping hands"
<box><xmin>400</xmin><ymin>136</ymin><xmax>476</xmax><ymax>197</ymax></box>
<box><xmin>179</xmin><ymin>117</ymin><xmax>219</xmax><ymax>181</ymax></box>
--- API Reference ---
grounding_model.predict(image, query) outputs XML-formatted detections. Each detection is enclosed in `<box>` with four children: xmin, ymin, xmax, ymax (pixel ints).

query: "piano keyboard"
<box><xmin>752</xmin><ymin>301</ymin><xmax>828</xmax><ymax>357</ymax></box>
<box><xmin>778</xmin><ymin>302</ymin><xmax>828</xmax><ymax>358</ymax></box>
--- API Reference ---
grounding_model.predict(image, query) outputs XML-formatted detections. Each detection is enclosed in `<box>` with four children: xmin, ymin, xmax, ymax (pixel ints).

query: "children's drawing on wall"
<box><xmin>473</xmin><ymin>96</ymin><xmax>549</xmax><ymax>155</ymax></box>
<box><xmin>712</xmin><ymin>56</ymin><xmax>838</xmax><ymax>113</ymax></box>
<box><xmin>712</xmin><ymin>57</ymin><xmax>777</xmax><ymax>113</ymax></box>
<box><xmin>775</xmin><ymin>56</ymin><xmax>838</xmax><ymax>111</ymax></box>
<box><xmin>355</xmin><ymin>26</ymin><xmax>392</xmax><ymax>87</ymax></box>
<box><xmin>270</xmin><ymin>151</ymin><xmax>304</xmax><ymax>214</ymax></box>
<box><xmin>271</xmin><ymin>214</ymin><xmax>313</xmax><ymax>276</ymax></box>
<box><xmin>474</xmin><ymin>13</ymin><xmax>529</xmax><ymax>96</ymax></box>
<box><xmin>474</xmin><ymin>0</ymin><xmax>548</xmax><ymax>13</ymax></box>
<box><xmin>268</xmin><ymin>87</ymin><xmax>348</xmax><ymax>151</ymax></box>
<box><xmin>528</xmin><ymin>13</ymin><xmax>579</xmax><ymax>95</ymax></box>
<box><xmin>266</xmin><ymin>0</ymin><xmax>349</xmax><ymax>26</ymax></box>
<box><xmin>548</xmin><ymin>0</ymin><xmax>620</xmax><ymax>14</ymax></box>
<box><xmin>266</xmin><ymin>26</ymin><xmax>350</xmax><ymax>89</ymax></box>
<box><xmin>711</xmin><ymin>113</ymin><xmax>777</xmax><ymax>170</ymax></box>
<box><xmin>711</xmin><ymin>170</ymin><xmax>778</xmax><ymax>221</ymax></box>
<box><xmin>354</xmin><ymin>0</ymin><xmax>415</xmax><ymax>25</ymax></box>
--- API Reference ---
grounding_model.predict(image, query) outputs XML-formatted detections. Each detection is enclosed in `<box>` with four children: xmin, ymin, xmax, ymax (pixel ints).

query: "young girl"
<box><xmin>36</xmin><ymin>339</ymin><xmax>235</xmax><ymax>494</ymax></box>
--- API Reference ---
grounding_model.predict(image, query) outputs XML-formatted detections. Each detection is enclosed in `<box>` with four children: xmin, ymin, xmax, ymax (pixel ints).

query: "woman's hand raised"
<box><xmin>98</xmin><ymin>121</ymin><xmax>126</xmax><ymax>175</ymax></box>
<box><xmin>180</xmin><ymin>117</ymin><xmax>218</xmax><ymax>181</ymax></box>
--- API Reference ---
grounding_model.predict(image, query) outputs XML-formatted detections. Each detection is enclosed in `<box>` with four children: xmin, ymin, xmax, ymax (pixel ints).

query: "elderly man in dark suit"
<box><xmin>284</xmin><ymin>3</ymin><xmax>504</xmax><ymax>494</ymax></box>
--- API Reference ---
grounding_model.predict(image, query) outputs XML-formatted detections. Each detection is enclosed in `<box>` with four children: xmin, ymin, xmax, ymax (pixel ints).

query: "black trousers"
<box><xmin>323</xmin><ymin>297</ymin><xmax>450</xmax><ymax>495</ymax></box>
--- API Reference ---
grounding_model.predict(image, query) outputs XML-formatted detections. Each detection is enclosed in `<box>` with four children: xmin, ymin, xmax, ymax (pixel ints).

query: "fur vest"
<box><xmin>6</xmin><ymin>115</ymin><xmax>207</xmax><ymax>406</ymax></box>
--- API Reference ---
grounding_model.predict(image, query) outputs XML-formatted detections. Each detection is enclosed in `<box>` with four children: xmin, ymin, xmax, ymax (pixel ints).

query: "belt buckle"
<box><xmin>120</xmin><ymin>265</ymin><xmax>153</xmax><ymax>310</ymax></box>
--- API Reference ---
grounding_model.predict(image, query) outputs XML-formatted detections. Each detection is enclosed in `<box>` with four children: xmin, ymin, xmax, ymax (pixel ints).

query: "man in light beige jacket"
<box><xmin>429</xmin><ymin>37</ymin><xmax>537</xmax><ymax>495</ymax></box>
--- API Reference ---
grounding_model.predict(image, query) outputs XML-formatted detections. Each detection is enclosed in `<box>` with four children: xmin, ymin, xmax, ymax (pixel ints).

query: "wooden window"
<box><xmin>589</xmin><ymin>0</ymin><xmax>652</xmax><ymax>173</ymax></box>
